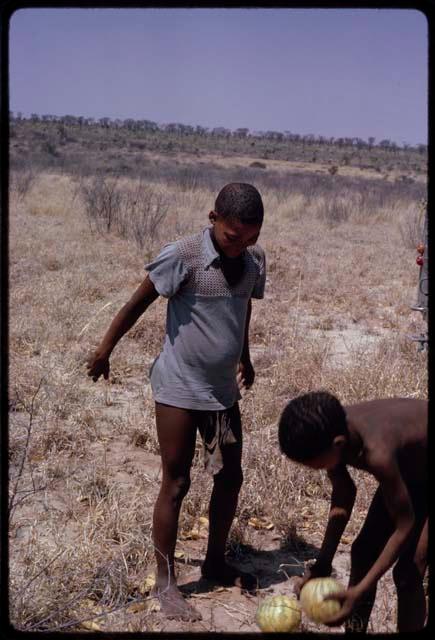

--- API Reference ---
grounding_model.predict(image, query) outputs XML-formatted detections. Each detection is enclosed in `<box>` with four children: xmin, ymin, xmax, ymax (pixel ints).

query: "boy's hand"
<box><xmin>237</xmin><ymin>360</ymin><xmax>255</xmax><ymax>390</ymax></box>
<box><xmin>323</xmin><ymin>586</ymin><xmax>361</xmax><ymax>627</ymax></box>
<box><xmin>293</xmin><ymin>560</ymin><xmax>332</xmax><ymax>597</ymax></box>
<box><xmin>86</xmin><ymin>350</ymin><xmax>110</xmax><ymax>382</ymax></box>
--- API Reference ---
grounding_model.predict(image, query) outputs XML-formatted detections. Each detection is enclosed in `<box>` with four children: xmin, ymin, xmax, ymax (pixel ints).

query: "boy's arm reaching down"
<box><xmin>318</xmin><ymin>465</ymin><xmax>357</xmax><ymax>566</ymax></box>
<box><xmin>324</xmin><ymin>455</ymin><xmax>416</xmax><ymax>626</ymax></box>
<box><xmin>350</xmin><ymin>457</ymin><xmax>415</xmax><ymax>592</ymax></box>
<box><xmin>87</xmin><ymin>275</ymin><xmax>159</xmax><ymax>382</ymax></box>
<box><xmin>294</xmin><ymin>464</ymin><xmax>356</xmax><ymax>594</ymax></box>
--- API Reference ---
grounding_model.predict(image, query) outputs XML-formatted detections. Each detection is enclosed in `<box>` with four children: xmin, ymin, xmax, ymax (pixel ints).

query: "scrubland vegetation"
<box><xmin>8</xmin><ymin>117</ymin><xmax>427</xmax><ymax>632</ymax></box>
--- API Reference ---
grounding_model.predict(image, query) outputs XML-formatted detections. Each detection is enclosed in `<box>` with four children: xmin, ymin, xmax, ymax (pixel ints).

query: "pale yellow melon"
<box><xmin>300</xmin><ymin>577</ymin><xmax>344</xmax><ymax>623</ymax></box>
<box><xmin>256</xmin><ymin>594</ymin><xmax>301</xmax><ymax>632</ymax></box>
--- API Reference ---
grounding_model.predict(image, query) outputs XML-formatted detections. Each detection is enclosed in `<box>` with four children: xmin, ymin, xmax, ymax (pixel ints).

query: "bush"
<box><xmin>79</xmin><ymin>174</ymin><xmax>169</xmax><ymax>254</ymax></box>
<box><xmin>320</xmin><ymin>197</ymin><xmax>351</xmax><ymax>226</ymax></box>
<box><xmin>80</xmin><ymin>174</ymin><xmax>122</xmax><ymax>233</ymax></box>
<box><xmin>399</xmin><ymin>199</ymin><xmax>426</xmax><ymax>250</ymax></box>
<box><xmin>250</xmin><ymin>161</ymin><xmax>267</xmax><ymax>169</ymax></box>
<box><xmin>10</xmin><ymin>168</ymin><xmax>35</xmax><ymax>200</ymax></box>
<box><xmin>118</xmin><ymin>182</ymin><xmax>170</xmax><ymax>251</ymax></box>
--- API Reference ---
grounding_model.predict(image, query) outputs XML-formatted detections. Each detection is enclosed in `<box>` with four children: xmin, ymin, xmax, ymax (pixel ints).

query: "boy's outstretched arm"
<box><xmin>86</xmin><ymin>275</ymin><xmax>159</xmax><ymax>382</ymax></box>
<box><xmin>294</xmin><ymin>464</ymin><xmax>356</xmax><ymax>594</ymax></box>
<box><xmin>324</xmin><ymin>456</ymin><xmax>415</xmax><ymax>626</ymax></box>
<box><xmin>237</xmin><ymin>299</ymin><xmax>255</xmax><ymax>390</ymax></box>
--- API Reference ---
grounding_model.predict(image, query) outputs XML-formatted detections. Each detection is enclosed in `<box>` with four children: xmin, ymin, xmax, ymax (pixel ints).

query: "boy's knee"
<box><xmin>214</xmin><ymin>466</ymin><xmax>243</xmax><ymax>491</ymax></box>
<box><xmin>414</xmin><ymin>546</ymin><xmax>427</xmax><ymax>577</ymax></box>
<box><xmin>165</xmin><ymin>474</ymin><xmax>191</xmax><ymax>502</ymax></box>
<box><xmin>350</xmin><ymin>537</ymin><xmax>375</xmax><ymax>569</ymax></box>
<box><xmin>393</xmin><ymin>560</ymin><xmax>422</xmax><ymax>590</ymax></box>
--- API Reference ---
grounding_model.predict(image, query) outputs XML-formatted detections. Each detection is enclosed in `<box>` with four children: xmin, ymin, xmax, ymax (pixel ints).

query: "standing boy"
<box><xmin>278</xmin><ymin>391</ymin><xmax>427</xmax><ymax>632</ymax></box>
<box><xmin>87</xmin><ymin>183</ymin><xmax>266</xmax><ymax>620</ymax></box>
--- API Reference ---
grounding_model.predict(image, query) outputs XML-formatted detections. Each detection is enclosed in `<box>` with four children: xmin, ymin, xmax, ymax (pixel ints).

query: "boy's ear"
<box><xmin>333</xmin><ymin>435</ymin><xmax>347</xmax><ymax>451</ymax></box>
<box><xmin>209</xmin><ymin>211</ymin><xmax>217</xmax><ymax>224</ymax></box>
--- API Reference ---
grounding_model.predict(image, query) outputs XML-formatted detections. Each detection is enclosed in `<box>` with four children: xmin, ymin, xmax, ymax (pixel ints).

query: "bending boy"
<box><xmin>87</xmin><ymin>183</ymin><xmax>266</xmax><ymax>621</ymax></box>
<box><xmin>278</xmin><ymin>391</ymin><xmax>427</xmax><ymax>632</ymax></box>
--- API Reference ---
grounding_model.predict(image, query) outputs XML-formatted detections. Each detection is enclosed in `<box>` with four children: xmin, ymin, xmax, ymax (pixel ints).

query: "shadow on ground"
<box><xmin>179</xmin><ymin>539</ymin><xmax>319</xmax><ymax>596</ymax></box>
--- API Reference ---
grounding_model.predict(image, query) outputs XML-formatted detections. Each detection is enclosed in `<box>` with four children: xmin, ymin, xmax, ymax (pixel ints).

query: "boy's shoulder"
<box><xmin>171</xmin><ymin>230</ymin><xmax>205</xmax><ymax>261</ymax></box>
<box><xmin>173</xmin><ymin>229</ymin><xmax>204</xmax><ymax>248</ymax></box>
<box><xmin>246</xmin><ymin>243</ymin><xmax>266</xmax><ymax>266</ymax></box>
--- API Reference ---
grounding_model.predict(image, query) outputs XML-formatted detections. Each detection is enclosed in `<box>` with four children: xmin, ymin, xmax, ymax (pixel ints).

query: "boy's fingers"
<box><xmin>324</xmin><ymin>591</ymin><xmax>346</xmax><ymax>602</ymax></box>
<box><xmin>324</xmin><ymin>605</ymin><xmax>350</xmax><ymax>626</ymax></box>
<box><xmin>293</xmin><ymin>576</ymin><xmax>307</xmax><ymax>595</ymax></box>
<box><xmin>324</xmin><ymin>618</ymin><xmax>344</xmax><ymax>628</ymax></box>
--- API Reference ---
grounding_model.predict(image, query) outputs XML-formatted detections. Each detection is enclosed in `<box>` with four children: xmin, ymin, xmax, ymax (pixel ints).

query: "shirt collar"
<box><xmin>203</xmin><ymin>227</ymin><xmax>220</xmax><ymax>269</ymax></box>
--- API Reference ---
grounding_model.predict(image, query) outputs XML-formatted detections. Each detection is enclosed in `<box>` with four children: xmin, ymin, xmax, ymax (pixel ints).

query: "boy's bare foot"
<box><xmin>201</xmin><ymin>561</ymin><xmax>257</xmax><ymax>592</ymax></box>
<box><xmin>152</xmin><ymin>583</ymin><xmax>202</xmax><ymax>621</ymax></box>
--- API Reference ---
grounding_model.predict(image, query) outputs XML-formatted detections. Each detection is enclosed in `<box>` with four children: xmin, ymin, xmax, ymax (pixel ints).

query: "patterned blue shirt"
<box><xmin>145</xmin><ymin>227</ymin><xmax>266</xmax><ymax>410</ymax></box>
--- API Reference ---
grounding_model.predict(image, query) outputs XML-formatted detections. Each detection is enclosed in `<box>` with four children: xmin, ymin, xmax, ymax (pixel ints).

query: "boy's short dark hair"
<box><xmin>278</xmin><ymin>391</ymin><xmax>348</xmax><ymax>462</ymax></box>
<box><xmin>215</xmin><ymin>183</ymin><xmax>264</xmax><ymax>225</ymax></box>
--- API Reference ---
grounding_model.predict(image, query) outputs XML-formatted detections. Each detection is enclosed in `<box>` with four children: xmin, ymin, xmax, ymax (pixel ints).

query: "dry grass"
<box><xmin>8</xmin><ymin>158</ymin><xmax>427</xmax><ymax>633</ymax></box>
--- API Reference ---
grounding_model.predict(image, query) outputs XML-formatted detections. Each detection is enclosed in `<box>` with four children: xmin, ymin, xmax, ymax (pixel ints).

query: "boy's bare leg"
<box><xmin>152</xmin><ymin>403</ymin><xmax>201</xmax><ymax>621</ymax></box>
<box><xmin>394</xmin><ymin>516</ymin><xmax>427</xmax><ymax>632</ymax></box>
<box><xmin>200</xmin><ymin>404</ymin><xmax>257</xmax><ymax>591</ymax></box>
<box><xmin>345</xmin><ymin>489</ymin><xmax>392</xmax><ymax>633</ymax></box>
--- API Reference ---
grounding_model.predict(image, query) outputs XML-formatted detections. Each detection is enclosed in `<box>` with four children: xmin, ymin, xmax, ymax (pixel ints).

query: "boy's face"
<box><xmin>303</xmin><ymin>437</ymin><xmax>346</xmax><ymax>471</ymax></box>
<box><xmin>209</xmin><ymin>211</ymin><xmax>261</xmax><ymax>258</ymax></box>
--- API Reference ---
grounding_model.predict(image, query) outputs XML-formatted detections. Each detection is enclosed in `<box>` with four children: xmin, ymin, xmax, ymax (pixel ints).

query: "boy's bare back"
<box><xmin>344</xmin><ymin>398</ymin><xmax>427</xmax><ymax>485</ymax></box>
<box><xmin>279</xmin><ymin>392</ymin><xmax>428</xmax><ymax>631</ymax></box>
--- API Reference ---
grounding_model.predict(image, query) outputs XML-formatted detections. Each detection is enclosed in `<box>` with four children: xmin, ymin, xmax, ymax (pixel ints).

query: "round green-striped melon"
<box><xmin>256</xmin><ymin>594</ymin><xmax>301</xmax><ymax>632</ymax></box>
<box><xmin>300</xmin><ymin>577</ymin><xmax>343</xmax><ymax>623</ymax></box>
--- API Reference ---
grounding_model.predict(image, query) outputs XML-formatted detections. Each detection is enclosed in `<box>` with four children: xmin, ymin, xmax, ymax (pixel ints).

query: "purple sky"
<box><xmin>9</xmin><ymin>8</ymin><xmax>428</xmax><ymax>145</ymax></box>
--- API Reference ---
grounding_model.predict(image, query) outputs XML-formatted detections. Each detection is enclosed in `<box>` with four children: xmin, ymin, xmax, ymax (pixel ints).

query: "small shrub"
<box><xmin>43</xmin><ymin>140</ymin><xmax>59</xmax><ymax>157</ymax></box>
<box><xmin>320</xmin><ymin>197</ymin><xmax>350</xmax><ymax>225</ymax></box>
<box><xmin>399</xmin><ymin>199</ymin><xmax>426</xmax><ymax>249</ymax></box>
<box><xmin>174</xmin><ymin>167</ymin><xmax>200</xmax><ymax>192</ymax></box>
<box><xmin>250</xmin><ymin>161</ymin><xmax>267</xmax><ymax>169</ymax></box>
<box><xmin>119</xmin><ymin>182</ymin><xmax>169</xmax><ymax>251</ymax></box>
<box><xmin>10</xmin><ymin>168</ymin><xmax>35</xmax><ymax>200</ymax></box>
<box><xmin>79</xmin><ymin>175</ymin><xmax>169</xmax><ymax>252</ymax></box>
<box><xmin>80</xmin><ymin>173</ymin><xmax>122</xmax><ymax>233</ymax></box>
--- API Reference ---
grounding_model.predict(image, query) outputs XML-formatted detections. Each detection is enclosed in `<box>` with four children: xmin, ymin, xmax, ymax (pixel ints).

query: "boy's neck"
<box><xmin>343</xmin><ymin>422</ymin><xmax>365</xmax><ymax>467</ymax></box>
<box><xmin>209</xmin><ymin>227</ymin><xmax>224</xmax><ymax>256</ymax></box>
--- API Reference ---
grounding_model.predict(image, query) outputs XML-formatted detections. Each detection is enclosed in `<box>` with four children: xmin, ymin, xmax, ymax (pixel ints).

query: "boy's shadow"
<box><xmin>179</xmin><ymin>539</ymin><xmax>319</xmax><ymax>596</ymax></box>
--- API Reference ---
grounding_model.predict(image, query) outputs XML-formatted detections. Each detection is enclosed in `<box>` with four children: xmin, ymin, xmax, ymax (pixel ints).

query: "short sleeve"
<box><xmin>251</xmin><ymin>245</ymin><xmax>266</xmax><ymax>299</ymax></box>
<box><xmin>145</xmin><ymin>242</ymin><xmax>189</xmax><ymax>298</ymax></box>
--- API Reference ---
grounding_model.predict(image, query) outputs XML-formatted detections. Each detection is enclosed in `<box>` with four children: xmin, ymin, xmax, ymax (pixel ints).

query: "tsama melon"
<box><xmin>256</xmin><ymin>595</ymin><xmax>301</xmax><ymax>632</ymax></box>
<box><xmin>300</xmin><ymin>577</ymin><xmax>344</xmax><ymax>623</ymax></box>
